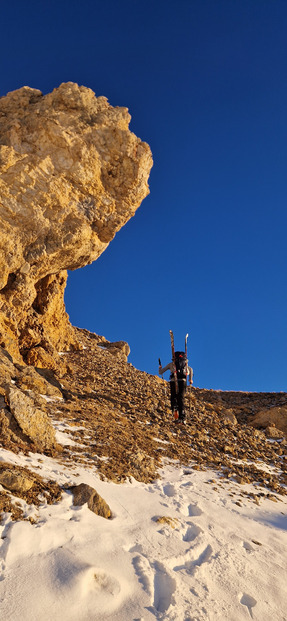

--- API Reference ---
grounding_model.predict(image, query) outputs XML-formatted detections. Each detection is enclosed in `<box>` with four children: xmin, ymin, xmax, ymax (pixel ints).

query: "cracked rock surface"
<box><xmin>0</xmin><ymin>82</ymin><xmax>152</xmax><ymax>362</ymax></box>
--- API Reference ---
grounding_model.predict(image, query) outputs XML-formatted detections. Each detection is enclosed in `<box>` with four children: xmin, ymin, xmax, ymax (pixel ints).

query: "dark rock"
<box><xmin>69</xmin><ymin>483</ymin><xmax>111</xmax><ymax>519</ymax></box>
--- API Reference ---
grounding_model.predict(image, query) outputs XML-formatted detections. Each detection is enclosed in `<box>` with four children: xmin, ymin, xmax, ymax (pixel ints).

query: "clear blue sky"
<box><xmin>1</xmin><ymin>0</ymin><xmax>287</xmax><ymax>391</ymax></box>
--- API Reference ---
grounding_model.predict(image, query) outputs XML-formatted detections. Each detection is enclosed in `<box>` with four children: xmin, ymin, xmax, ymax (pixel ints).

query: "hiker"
<box><xmin>159</xmin><ymin>352</ymin><xmax>193</xmax><ymax>423</ymax></box>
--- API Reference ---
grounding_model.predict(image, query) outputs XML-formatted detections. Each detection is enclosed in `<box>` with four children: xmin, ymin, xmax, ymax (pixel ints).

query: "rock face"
<box><xmin>0</xmin><ymin>82</ymin><xmax>152</xmax><ymax>363</ymax></box>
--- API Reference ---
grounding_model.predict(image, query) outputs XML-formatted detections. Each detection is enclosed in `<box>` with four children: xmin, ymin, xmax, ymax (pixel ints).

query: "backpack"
<box><xmin>174</xmin><ymin>351</ymin><xmax>187</xmax><ymax>379</ymax></box>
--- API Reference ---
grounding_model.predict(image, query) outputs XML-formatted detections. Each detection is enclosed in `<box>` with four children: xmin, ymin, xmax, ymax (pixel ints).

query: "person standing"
<box><xmin>159</xmin><ymin>351</ymin><xmax>193</xmax><ymax>423</ymax></box>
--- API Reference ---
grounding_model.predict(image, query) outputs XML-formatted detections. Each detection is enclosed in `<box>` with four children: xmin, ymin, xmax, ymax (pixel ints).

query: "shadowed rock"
<box><xmin>69</xmin><ymin>482</ymin><xmax>111</xmax><ymax>519</ymax></box>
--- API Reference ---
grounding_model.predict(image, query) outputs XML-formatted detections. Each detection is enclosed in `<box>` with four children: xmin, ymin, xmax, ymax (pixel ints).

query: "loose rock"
<box><xmin>69</xmin><ymin>483</ymin><xmax>111</xmax><ymax>519</ymax></box>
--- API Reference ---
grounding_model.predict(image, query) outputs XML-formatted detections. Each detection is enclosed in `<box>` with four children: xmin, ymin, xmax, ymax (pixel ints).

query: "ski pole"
<box><xmin>159</xmin><ymin>358</ymin><xmax>167</xmax><ymax>411</ymax></box>
<box><xmin>185</xmin><ymin>333</ymin><xmax>189</xmax><ymax>415</ymax></box>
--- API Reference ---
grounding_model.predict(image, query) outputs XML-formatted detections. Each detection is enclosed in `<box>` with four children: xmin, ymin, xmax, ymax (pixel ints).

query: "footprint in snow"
<box><xmin>163</xmin><ymin>483</ymin><xmax>177</xmax><ymax>497</ymax></box>
<box><xmin>0</xmin><ymin>521</ymin><xmax>13</xmax><ymax>573</ymax></box>
<box><xmin>240</xmin><ymin>593</ymin><xmax>257</xmax><ymax>618</ymax></box>
<box><xmin>132</xmin><ymin>554</ymin><xmax>176</xmax><ymax>615</ymax></box>
<box><xmin>132</xmin><ymin>554</ymin><xmax>153</xmax><ymax>596</ymax></box>
<box><xmin>174</xmin><ymin>544</ymin><xmax>213</xmax><ymax>576</ymax></box>
<box><xmin>183</xmin><ymin>523</ymin><xmax>202</xmax><ymax>542</ymax></box>
<box><xmin>188</xmin><ymin>503</ymin><xmax>203</xmax><ymax>517</ymax></box>
<box><xmin>0</xmin><ymin>559</ymin><xmax>5</xmax><ymax>582</ymax></box>
<box><xmin>152</xmin><ymin>560</ymin><xmax>176</xmax><ymax>614</ymax></box>
<box><xmin>174</xmin><ymin>502</ymin><xmax>203</xmax><ymax>517</ymax></box>
<box><xmin>180</xmin><ymin>481</ymin><xmax>193</xmax><ymax>489</ymax></box>
<box><xmin>243</xmin><ymin>541</ymin><xmax>255</xmax><ymax>553</ymax></box>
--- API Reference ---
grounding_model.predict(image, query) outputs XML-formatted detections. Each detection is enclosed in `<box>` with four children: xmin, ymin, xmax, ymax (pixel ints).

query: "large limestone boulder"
<box><xmin>0</xmin><ymin>82</ymin><xmax>152</xmax><ymax>363</ymax></box>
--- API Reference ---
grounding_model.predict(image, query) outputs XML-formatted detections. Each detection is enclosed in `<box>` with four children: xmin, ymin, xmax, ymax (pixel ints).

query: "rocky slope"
<box><xmin>0</xmin><ymin>83</ymin><xmax>286</xmax><ymax>523</ymax></box>
<box><xmin>1</xmin><ymin>327</ymin><xmax>286</xmax><ymax>523</ymax></box>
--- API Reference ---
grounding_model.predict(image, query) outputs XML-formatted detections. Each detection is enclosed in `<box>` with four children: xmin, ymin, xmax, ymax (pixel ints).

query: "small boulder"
<box><xmin>251</xmin><ymin>406</ymin><xmax>287</xmax><ymax>435</ymax></box>
<box><xmin>16</xmin><ymin>366</ymin><xmax>63</xmax><ymax>398</ymax></box>
<box><xmin>222</xmin><ymin>409</ymin><xmax>237</xmax><ymax>425</ymax></box>
<box><xmin>69</xmin><ymin>483</ymin><xmax>111</xmax><ymax>519</ymax></box>
<box><xmin>100</xmin><ymin>340</ymin><xmax>130</xmax><ymax>361</ymax></box>
<box><xmin>0</xmin><ymin>467</ymin><xmax>35</xmax><ymax>493</ymax></box>
<box><xmin>8</xmin><ymin>385</ymin><xmax>57</xmax><ymax>451</ymax></box>
<box><xmin>265</xmin><ymin>426</ymin><xmax>284</xmax><ymax>439</ymax></box>
<box><xmin>25</xmin><ymin>347</ymin><xmax>57</xmax><ymax>370</ymax></box>
<box><xmin>155</xmin><ymin>516</ymin><xmax>179</xmax><ymax>528</ymax></box>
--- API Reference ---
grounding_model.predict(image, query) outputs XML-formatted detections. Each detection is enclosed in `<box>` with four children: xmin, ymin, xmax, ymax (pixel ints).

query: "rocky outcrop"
<box><xmin>15</xmin><ymin>365</ymin><xmax>63</xmax><ymax>398</ymax></box>
<box><xmin>0</xmin><ymin>82</ymin><xmax>152</xmax><ymax>364</ymax></box>
<box><xmin>99</xmin><ymin>340</ymin><xmax>130</xmax><ymax>361</ymax></box>
<box><xmin>0</xmin><ymin>347</ymin><xmax>16</xmax><ymax>383</ymax></box>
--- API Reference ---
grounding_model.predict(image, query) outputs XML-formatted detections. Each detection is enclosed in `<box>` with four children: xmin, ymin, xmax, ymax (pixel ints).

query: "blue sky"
<box><xmin>1</xmin><ymin>0</ymin><xmax>287</xmax><ymax>391</ymax></box>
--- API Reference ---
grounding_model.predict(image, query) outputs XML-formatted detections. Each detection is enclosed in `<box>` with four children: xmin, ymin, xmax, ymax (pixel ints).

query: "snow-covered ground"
<box><xmin>0</xmin><ymin>438</ymin><xmax>287</xmax><ymax>620</ymax></box>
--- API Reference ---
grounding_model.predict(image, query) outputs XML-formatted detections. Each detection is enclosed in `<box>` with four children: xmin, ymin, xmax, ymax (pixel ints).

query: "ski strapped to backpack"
<box><xmin>185</xmin><ymin>332</ymin><xmax>189</xmax><ymax>383</ymax></box>
<box><xmin>169</xmin><ymin>330</ymin><xmax>178</xmax><ymax>394</ymax></box>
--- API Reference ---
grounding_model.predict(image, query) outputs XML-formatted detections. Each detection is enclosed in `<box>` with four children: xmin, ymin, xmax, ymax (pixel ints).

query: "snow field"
<box><xmin>0</xmin><ymin>446</ymin><xmax>287</xmax><ymax>620</ymax></box>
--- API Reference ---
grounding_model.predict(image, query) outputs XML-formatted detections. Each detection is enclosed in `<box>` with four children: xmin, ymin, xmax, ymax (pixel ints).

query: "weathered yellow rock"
<box><xmin>0</xmin><ymin>83</ymin><xmax>153</xmax><ymax>363</ymax></box>
<box><xmin>222</xmin><ymin>408</ymin><xmax>237</xmax><ymax>425</ymax></box>
<box><xmin>251</xmin><ymin>407</ymin><xmax>287</xmax><ymax>435</ymax></box>
<box><xmin>100</xmin><ymin>340</ymin><xmax>131</xmax><ymax>361</ymax></box>
<box><xmin>25</xmin><ymin>347</ymin><xmax>58</xmax><ymax>370</ymax></box>
<box><xmin>8</xmin><ymin>385</ymin><xmax>57</xmax><ymax>451</ymax></box>
<box><xmin>156</xmin><ymin>516</ymin><xmax>179</xmax><ymax>528</ymax></box>
<box><xmin>265</xmin><ymin>425</ymin><xmax>284</xmax><ymax>439</ymax></box>
<box><xmin>16</xmin><ymin>366</ymin><xmax>63</xmax><ymax>397</ymax></box>
<box><xmin>0</xmin><ymin>467</ymin><xmax>35</xmax><ymax>493</ymax></box>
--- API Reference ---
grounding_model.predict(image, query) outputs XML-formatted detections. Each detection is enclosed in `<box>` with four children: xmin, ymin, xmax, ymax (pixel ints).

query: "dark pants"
<box><xmin>170</xmin><ymin>379</ymin><xmax>186</xmax><ymax>420</ymax></box>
